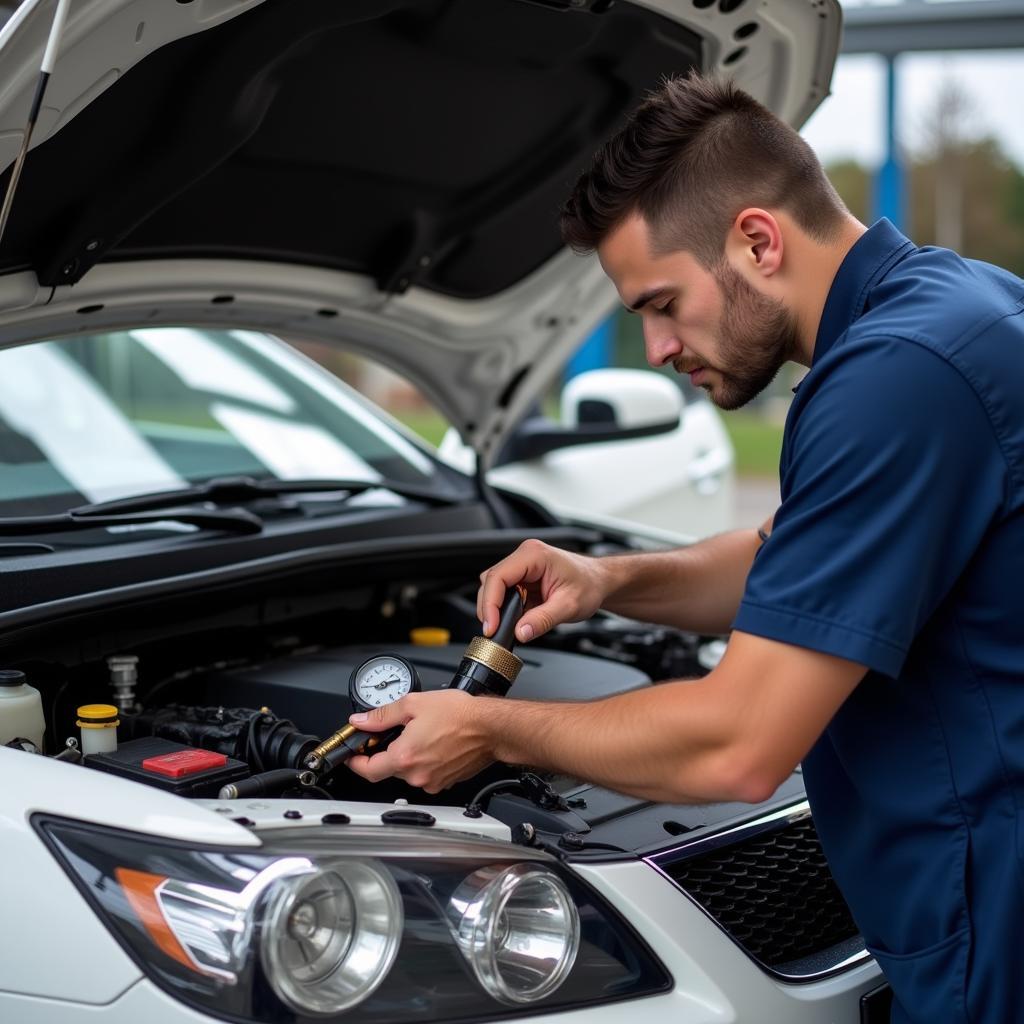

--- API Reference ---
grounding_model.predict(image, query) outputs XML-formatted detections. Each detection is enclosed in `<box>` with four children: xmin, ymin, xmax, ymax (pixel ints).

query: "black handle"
<box><xmin>322</xmin><ymin>725</ymin><xmax>402</xmax><ymax>774</ymax></box>
<box><xmin>491</xmin><ymin>586</ymin><xmax>526</xmax><ymax>649</ymax></box>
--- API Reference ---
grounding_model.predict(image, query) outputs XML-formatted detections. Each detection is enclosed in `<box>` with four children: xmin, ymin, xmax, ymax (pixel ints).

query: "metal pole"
<box><xmin>0</xmin><ymin>0</ymin><xmax>74</xmax><ymax>250</ymax></box>
<box><xmin>566</xmin><ymin>317</ymin><xmax>613</xmax><ymax>380</ymax></box>
<box><xmin>873</xmin><ymin>54</ymin><xmax>907</xmax><ymax>230</ymax></box>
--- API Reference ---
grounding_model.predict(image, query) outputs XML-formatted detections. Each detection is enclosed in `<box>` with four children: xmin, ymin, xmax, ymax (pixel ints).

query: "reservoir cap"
<box><xmin>77</xmin><ymin>703</ymin><xmax>120</xmax><ymax>727</ymax></box>
<box><xmin>0</xmin><ymin>670</ymin><xmax>26</xmax><ymax>687</ymax></box>
<box><xmin>410</xmin><ymin>627</ymin><xmax>450</xmax><ymax>646</ymax></box>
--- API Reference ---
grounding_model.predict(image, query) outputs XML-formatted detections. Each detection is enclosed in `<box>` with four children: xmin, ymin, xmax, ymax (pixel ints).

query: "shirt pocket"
<box><xmin>867</xmin><ymin>927</ymin><xmax>970</xmax><ymax>1024</ymax></box>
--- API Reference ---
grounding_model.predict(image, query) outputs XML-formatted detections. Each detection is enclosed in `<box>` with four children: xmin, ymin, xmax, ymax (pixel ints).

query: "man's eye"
<box><xmin>657</xmin><ymin>300</ymin><xmax>675</xmax><ymax>315</ymax></box>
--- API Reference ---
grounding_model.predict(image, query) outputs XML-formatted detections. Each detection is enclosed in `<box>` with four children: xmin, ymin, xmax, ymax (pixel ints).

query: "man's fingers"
<box><xmin>350</xmin><ymin>697</ymin><xmax>414</xmax><ymax>732</ymax></box>
<box><xmin>479</xmin><ymin>569</ymin><xmax>510</xmax><ymax>637</ymax></box>
<box><xmin>476</xmin><ymin>571</ymin><xmax>491</xmax><ymax>635</ymax></box>
<box><xmin>515</xmin><ymin>593</ymin><xmax>575</xmax><ymax>643</ymax></box>
<box><xmin>479</xmin><ymin>541</ymin><xmax>550</xmax><ymax>636</ymax></box>
<box><xmin>346</xmin><ymin>750</ymin><xmax>397</xmax><ymax>783</ymax></box>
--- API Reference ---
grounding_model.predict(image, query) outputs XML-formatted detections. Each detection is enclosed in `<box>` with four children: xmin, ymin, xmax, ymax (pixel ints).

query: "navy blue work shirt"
<box><xmin>733</xmin><ymin>219</ymin><xmax>1024</xmax><ymax>1023</ymax></box>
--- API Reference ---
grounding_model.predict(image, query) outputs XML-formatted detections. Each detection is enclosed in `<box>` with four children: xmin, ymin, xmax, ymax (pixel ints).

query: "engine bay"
<box><xmin>2</xmin><ymin>563</ymin><xmax>801</xmax><ymax>857</ymax></box>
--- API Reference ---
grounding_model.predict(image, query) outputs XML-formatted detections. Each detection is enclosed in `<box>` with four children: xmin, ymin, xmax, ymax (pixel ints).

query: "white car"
<box><xmin>0</xmin><ymin>1</ymin><xmax>888</xmax><ymax>1023</ymax></box>
<box><xmin>438</xmin><ymin>367</ymin><xmax>736</xmax><ymax>543</ymax></box>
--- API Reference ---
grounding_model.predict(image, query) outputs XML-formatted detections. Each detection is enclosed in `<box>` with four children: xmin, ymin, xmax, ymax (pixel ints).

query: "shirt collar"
<box><xmin>811</xmin><ymin>218</ymin><xmax>915</xmax><ymax>367</ymax></box>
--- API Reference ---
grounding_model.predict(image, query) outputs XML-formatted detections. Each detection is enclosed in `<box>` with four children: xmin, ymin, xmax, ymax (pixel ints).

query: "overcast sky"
<box><xmin>800</xmin><ymin>50</ymin><xmax>1024</xmax><ymax>170</ymax></box>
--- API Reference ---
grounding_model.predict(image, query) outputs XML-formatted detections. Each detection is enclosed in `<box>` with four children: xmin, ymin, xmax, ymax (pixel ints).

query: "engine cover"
<box><xmin>191</xmin><ymin>642</ymin><xmax>652</xmax><ymax>738</ymax></box>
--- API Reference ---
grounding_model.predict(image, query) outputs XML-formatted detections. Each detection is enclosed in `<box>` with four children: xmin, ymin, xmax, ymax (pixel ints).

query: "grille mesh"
<box><xmin>661</xmin><ymin>815</ymin><xmax>860</xmax><ymax>969</ymax></box>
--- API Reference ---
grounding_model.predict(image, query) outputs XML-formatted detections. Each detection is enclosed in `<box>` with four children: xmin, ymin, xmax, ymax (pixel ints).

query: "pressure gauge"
<box><xmin>348</xmin><ymin>653</ymin><xmax>421</xmax><ymax>712</ymax></box>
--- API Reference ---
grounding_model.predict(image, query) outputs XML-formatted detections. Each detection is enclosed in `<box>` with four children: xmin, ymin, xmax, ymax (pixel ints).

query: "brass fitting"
<box><xmin>305</xmin><ymin>723</ymin><xmax>359</xmax><ymax>769</ymax></box>
<box><xmin>463</xmin><ymin>635</ymin><xmax>523</xmax><ymax>684</ymax></box>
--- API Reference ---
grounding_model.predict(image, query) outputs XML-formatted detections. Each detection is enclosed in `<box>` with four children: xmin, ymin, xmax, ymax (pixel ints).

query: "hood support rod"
<box><xmin>0</xmin><ymin>0</ymin><xmax>73</xmax><ymax>252</ymax></box>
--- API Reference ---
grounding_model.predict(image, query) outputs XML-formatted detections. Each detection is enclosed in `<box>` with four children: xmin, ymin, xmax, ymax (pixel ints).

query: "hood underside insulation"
<box><xmin>0</xmin><ymin>0</ymin><xmax>701</xmax><ymax>297</ymax></box>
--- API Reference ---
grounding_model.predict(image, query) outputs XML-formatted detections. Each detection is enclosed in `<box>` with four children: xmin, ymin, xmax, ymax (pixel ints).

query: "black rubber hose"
<box><xmin>320</xmin><ymin>726</ymin><xmax>401</xmax><ymax>776</ymax></box>
<box><xmin>464</xmin><ymin>777</ymin><xmax>523</xmax><ymax>818</ymax></box>
<box><xmin>491</xmin><ymin>587</ymin><xmax>526</xmax><ymax>650</ymax></box>
<box><xmin>218</xmin><ymin>768</ymin><xmax>306</xmax><ymax>799</ymax></box>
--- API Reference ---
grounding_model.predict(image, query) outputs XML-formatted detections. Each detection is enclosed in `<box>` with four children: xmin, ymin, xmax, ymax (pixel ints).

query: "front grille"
<box><xmin>658</xmin><ymin>813</ymin><xmax>860</xmax><ymax>972</ymax></box>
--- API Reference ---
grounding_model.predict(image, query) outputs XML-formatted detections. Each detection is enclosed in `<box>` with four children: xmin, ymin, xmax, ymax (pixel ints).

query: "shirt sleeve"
<box><xmin>733</xmin><ymin>336</ymin><xmax>1008</xmax><ymax>677</ymax></box>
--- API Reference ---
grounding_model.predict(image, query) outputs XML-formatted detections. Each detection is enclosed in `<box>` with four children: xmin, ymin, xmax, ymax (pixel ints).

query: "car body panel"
<box><xmin>0</xmin><ymin>742</ymin><xmax>254</xmax><ymax>1004</ymax></box>
<box><xmin>491</xmin><ymin>400</ymin><xmax>736</xmax><ymax>541</ymax></box>
<box><xmin>441</xmin><ymin>396</ymin><xmax>736</xmax><ymax>541</ymax></box>
<box><xmin>574</xmin><ymin>860</ymin><xmax>883</xmax><ymax>1023</ymax></box>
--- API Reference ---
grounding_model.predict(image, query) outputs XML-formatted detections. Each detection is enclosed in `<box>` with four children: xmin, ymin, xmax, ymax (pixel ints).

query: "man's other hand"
<box><xmin>346</xmin><ymin>690</ymin><xmax>493</xmax><ymax>794</ymax></box>
<box><xmin>477</xmin><ymin>539</ymin><xmax>609</xmax><ymax>643</ymax></box>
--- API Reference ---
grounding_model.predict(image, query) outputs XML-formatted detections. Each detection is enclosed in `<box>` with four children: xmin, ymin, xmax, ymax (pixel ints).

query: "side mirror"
<box><xmin>501</xmin><ymin>369</ymin><xmax>683</xmax><ymax>463</ymax></box>
<box><xmin>561</xmin><ymin>367</ymin><xmax>684</xmax><ymax>430</ymax></box>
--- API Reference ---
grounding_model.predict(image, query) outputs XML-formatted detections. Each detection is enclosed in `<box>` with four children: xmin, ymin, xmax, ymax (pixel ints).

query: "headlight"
<box><xmin>449</xmin><ymin>863</ymin><xmax>579</xmax><ymax>1004</ymax></box>
<box><xmin>261</xmin><ymin>860</ymin><xmax>402</xmax><ymax>1015</ymax></box>
<box><xmin>36</xmin><ymin>816</ymin><xmax>670</xmax><ymax>1023</ymax></box>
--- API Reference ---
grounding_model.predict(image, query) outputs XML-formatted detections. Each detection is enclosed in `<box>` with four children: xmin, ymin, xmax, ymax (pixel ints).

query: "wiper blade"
<box><xmin>0</xmin><ymin>508</ymin><xmax>263</xmax><ymax>536</ymax></box>
<box><xmin>68</xmin><ymin>475</ymin><xmax>456</xmax><ymax>517</ymax></box>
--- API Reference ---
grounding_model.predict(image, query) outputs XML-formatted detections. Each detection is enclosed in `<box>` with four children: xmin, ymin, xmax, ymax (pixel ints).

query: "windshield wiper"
<box><xmin>0</xmin><ymin>508</ymin><xmax>263</xmax><ymax>536</ymax></box>
<box><xmin>64</xmin><ymin>475</ymin><xmax>457</xmax><ymax>517</ymax></box>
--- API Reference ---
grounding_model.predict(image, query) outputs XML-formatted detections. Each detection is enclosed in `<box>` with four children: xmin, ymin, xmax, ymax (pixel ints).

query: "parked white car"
<box><xmin>0</xmin><ymin>1</ymin><xmax>888</xmax><ymax>1023</ymax></box>
<box><xmin>439</xmin><ymin>367</ymin><xmax>736</xmax><ymax>543</ymax></box>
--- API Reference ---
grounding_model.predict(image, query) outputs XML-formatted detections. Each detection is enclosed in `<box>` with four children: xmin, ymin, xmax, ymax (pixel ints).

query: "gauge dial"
<box><xmin>349</xmin><ymin>654</ymin><xmax>420</xmax><ymax>711</ymax></box>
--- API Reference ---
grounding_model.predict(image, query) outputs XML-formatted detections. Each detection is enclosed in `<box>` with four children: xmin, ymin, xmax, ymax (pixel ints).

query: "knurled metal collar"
<box><xmin>464</xmin><ymin>636</ymin><xmax>523</xmax><ymax>684</ymax></box>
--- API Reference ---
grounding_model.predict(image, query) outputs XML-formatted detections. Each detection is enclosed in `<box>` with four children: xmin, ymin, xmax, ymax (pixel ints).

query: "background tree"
<box><xmin>824</xmin><ymin>76</ymin><xmax>1024</xmax><ymax>276</ymax></box>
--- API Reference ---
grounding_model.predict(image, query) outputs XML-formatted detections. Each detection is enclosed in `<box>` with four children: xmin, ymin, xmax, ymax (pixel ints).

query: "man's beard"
<box><xmin>693</xmin><ymin>262</ymin><xmax>800</xmax><ymax>411</ymax></box>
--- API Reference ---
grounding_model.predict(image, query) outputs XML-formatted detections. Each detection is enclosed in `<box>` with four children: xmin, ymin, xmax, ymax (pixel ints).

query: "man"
<box><xmin>349</xmin><ymin>74</ymin><xmax>1024</xmax><ymax>1022</ymax></box>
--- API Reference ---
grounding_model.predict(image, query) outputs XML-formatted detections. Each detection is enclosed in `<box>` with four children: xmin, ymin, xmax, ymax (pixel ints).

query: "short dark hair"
<box><xmin>561</xmin><ymin>73</ymin><xmax>847</xmax><ymax>267</ymax></box>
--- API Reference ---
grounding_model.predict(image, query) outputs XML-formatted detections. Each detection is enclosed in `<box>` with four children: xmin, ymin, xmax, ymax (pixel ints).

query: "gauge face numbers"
<box><xmin>350</xmin><ymin>655</ymin><xmax>419</xmax><ymax>710</ymax></box>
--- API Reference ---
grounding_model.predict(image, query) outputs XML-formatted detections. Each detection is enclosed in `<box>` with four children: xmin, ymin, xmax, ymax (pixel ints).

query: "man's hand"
<box><xmin>344</xmin><ymin>632</ymin><xmax>866</xmax><ymax>804</ymax></box>
<box><xmin>478</xmin><ymin>539</ymin><xmax>610</xmax><ymax>643</ymax></box>
<box><xmin>346</xmin><ymin>690</ymin><xmax>494</xmax><ymax>793</ymax></box>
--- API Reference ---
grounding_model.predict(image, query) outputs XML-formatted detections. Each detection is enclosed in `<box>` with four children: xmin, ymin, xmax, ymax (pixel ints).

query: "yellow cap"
<box><xmin>410</xmin><ymin>627</ymin><xmax>451</xmax><ymax>647</ymax></box>
<box><xmin>77</xmin><ymin>703</ymin><xmax>120</xmax><ymax>728</ymax></box>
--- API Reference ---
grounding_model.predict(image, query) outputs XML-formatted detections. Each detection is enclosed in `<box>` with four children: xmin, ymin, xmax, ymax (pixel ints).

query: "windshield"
<box><xmin>0</xmin><ymin>327</ymin><xmax>441</xmax><ymax>515</ymax></box>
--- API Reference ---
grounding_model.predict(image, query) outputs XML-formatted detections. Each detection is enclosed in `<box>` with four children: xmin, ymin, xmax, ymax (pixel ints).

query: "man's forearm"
<box><xmin>596</xmin><ymin>526</ymin><xmax>763</xmax><ymax>634</ymax></box>
<box><xmin>478</xmin><ymin>680</ymin><xmax>755</xmax><ymax>805</ymax></box>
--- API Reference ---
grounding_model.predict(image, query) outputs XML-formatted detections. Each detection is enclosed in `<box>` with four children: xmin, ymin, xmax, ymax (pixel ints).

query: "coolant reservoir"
<box><xmin>0</xmin><ymin>670</ymin><xmax>46</xmax><ymax>751</ymax></box>
<box><xmin>77</xmin><ymin>704</ymin><xmax>120</xmax><ymax>756</ymax></box>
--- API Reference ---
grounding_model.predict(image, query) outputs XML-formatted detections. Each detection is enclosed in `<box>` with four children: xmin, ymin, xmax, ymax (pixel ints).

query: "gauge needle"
<box><xmin>373</xmin><ymin>677</ymin><xmax>402</xmax><ymax>690</ymax></box>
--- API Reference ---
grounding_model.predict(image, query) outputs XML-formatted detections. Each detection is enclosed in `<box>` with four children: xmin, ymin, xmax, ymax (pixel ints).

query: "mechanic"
<box><xmin>348</xmin><ymin>74</ymin><xmax>1024</xmax><ymax>1023</ymax></box>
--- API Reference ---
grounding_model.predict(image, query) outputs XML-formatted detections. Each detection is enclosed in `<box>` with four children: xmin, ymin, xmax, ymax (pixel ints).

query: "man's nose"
<box><xmin>643</xmin><ymin>320</ymin><xmax>681</xmax><ymax>368</ymax></box>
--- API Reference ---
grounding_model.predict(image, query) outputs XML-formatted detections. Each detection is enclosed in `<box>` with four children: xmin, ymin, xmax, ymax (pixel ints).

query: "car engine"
<box><xmin>4</xmin><ymin>573</ymin><xmax>727</xmax><ymax>845</ymax></box>
<box><xmin>1</xmin><ymin>562</ymin><xmax>864</xmax><ymax>992</ymax></box>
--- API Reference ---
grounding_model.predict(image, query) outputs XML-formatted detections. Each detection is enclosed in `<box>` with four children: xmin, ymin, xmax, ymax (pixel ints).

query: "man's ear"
<box><xmin>727</xmin><ymin>208</ymin><xmax>783</xmax><ymax>278</ymax></box>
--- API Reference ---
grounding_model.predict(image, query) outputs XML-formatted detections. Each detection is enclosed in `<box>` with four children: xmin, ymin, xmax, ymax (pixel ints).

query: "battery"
<box><xmin>85</xmin><ymin>736</ymin><xmax>249</xmax><ymax>797</ymax></box>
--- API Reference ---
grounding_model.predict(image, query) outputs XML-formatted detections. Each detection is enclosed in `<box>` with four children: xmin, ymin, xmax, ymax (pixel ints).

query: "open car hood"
<box><xmin>0</xmin><ymin>0</ymin><xmax>839</xmax><ymax>463</ymax></box>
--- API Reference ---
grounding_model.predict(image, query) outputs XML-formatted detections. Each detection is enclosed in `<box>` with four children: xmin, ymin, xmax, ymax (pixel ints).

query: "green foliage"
<box><xmin>719</xmin><ymin>411</ymin><xmax>784</xmax><ymax>477</ymax></box>
<box><xmin>393</xmin><ymin>409</ymin><xmax>448</xmax><ymax>447</ymax></box>
<box><xmin>825</xmin><ymin>160</ymin><xmax>870</xmax><ymax>223</ymax></box>
<box><xmin>910</xmin><ymin>138</ymin><xmax>1024</xmax><ymax>276</ymax></box>
<box><xmin>824</xmin><ymin>136</ymin><xmax>1024</xmax><ymax>277</ymax></box>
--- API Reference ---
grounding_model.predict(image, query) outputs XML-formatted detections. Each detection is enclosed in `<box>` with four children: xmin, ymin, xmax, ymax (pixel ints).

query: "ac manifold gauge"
<box><xmin>348</xmin><ymin>653</ymin><xmax>422</xmax><ymax>712</ymax></box>
<box><xmin>304</xmin><ymin>588</ymin><xmax>525</xmax><ymax>776</ymax></box>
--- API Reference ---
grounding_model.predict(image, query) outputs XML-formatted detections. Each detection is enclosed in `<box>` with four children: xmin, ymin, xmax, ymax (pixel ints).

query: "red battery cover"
<box><xmin>142</xmin><ymin>748</ymin><xmax>228</xmax><ymax>779</ymax></box>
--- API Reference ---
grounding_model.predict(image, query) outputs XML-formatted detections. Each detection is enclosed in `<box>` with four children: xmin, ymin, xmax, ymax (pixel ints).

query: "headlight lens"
<box><xmin>449</xmin><ymin>863</ymin><xmax>579</xmax><ymax>1004</ymax></box>
<box><xmin>261</xmin><ymin>860</ymin><xmax>402</xmax><ymax>1015</ymax></box>
<box><xmin>36</xmin><ymin>816</ymin><xmax>670</xmax><ymax>1023</ymax></box>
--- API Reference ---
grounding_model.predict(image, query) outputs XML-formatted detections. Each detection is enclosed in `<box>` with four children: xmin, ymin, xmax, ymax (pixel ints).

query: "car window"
<box><xmin>289</xmin><ymin>344</ymin><xmax>454</xmax><ymax>450</ymax></box>
<box><xmin>0</xmin><ymin>327</ymin><xmax>440</xmax><ymax>514</ymax></box>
